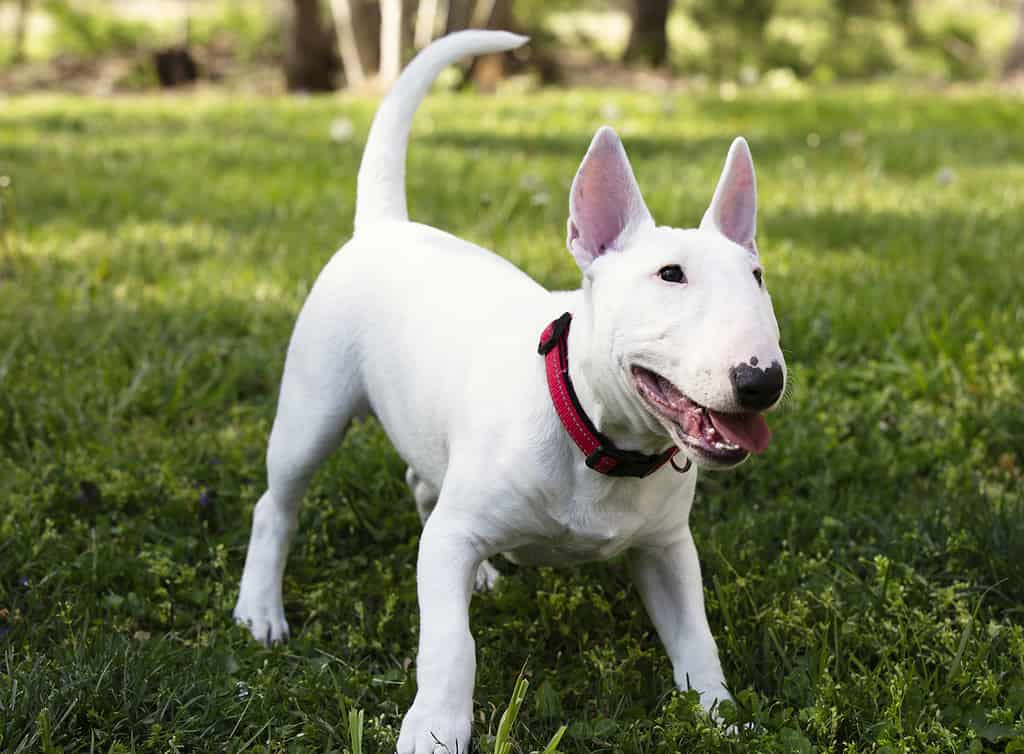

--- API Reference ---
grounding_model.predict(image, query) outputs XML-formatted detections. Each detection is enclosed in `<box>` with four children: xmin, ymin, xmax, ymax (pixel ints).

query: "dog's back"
<box><xmin>310</xmin><ymin>219</ymin><xmax>559</xmax><ymax>485</ymax></box>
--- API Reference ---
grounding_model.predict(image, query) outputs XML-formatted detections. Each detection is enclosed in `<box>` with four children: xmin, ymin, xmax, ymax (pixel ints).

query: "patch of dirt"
<box><xmin>0</xmin><ymin>49</ymin><xmax>287</xmax><ymax>96</ymax></box>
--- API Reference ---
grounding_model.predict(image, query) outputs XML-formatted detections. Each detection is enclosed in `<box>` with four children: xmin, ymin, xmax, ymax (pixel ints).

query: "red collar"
<box><xmin>538</xmin><ymin>312</ymin><xmax>683</xmax><ymax>478</ymax></box>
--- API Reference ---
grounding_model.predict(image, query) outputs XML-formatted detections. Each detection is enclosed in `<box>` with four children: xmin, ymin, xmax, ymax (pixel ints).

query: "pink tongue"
<box><xmin>708</xmin><ymin>411</ymin><xmax>771</xmax><ymax>454</ymax></box>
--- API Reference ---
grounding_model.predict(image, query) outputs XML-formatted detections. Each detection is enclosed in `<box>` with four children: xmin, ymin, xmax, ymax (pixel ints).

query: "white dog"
<box><xmin>234</xmin><ymin>31</ymin><xmax>786</xmax><ymax>754</ymax></box>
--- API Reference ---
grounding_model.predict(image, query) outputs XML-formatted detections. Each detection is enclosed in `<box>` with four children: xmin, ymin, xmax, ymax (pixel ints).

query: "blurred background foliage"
<box><xmin>0</xmin><ymin>0</ymin><xmax>1022</xmax><ymax>93</ymax></box>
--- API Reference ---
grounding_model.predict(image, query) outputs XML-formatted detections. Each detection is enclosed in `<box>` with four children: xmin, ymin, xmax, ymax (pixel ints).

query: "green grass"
<box><xmin>1</xmin><ymin>86</ymin><xmax>1023</xmax><ymax>752</ymax></box>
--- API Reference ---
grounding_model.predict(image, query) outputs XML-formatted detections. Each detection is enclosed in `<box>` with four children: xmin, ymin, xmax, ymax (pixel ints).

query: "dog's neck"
<box><xmin>564</xmin><ymin>296</ymin><xmax>672</xmax><ymax>457</ymax></box>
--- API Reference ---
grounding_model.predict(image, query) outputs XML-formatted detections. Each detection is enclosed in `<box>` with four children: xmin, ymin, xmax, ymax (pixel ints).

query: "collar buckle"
<box><xmin>586</xmin><ymin>446</ymin><xmax>679</xmax><ymax>478</ymax></box>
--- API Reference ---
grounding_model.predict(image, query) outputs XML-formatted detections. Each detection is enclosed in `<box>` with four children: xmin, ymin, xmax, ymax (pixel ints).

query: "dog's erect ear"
<box><xmin>701</xmin><ymin>137</ymin><xmax>758</xmax><ymax>255</ymax></box>
<box><xmin>567</xmin><ymin>126</ymin><xmax>653</xmax><ymax>271</ymax></box>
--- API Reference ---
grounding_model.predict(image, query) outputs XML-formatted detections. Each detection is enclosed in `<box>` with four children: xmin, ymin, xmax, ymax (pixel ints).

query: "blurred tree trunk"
<box><xmin>623</xmin><ymin>0</ymin><xmax>672</xmax><ymax>67</ymax></box>
<box><xmin>329</xmin><ymin>0</ymin><xmax>387</xmax><ymax>87</ymax></box>
<box><xmin>415</xmin><ymin>0</ymin><xmax>442</xmax><ymax>48</ymax></box>
<box><xmin>12</xmin><ymin>0</ymin><xmax>31</xmax><ymax>64</ymax></box>
<box><xmin>322</xmin><ymin>0</ymin><xmax>519</xmax><ymax>90</ymax></box>
<box><xmin>445</xmin><ymin>0</ymin><xmax>471</xmax><ymax>33</ymax></box>
<box><xmin>378</xmin><ymin>0</ymin><xmax>403</xmax><ymax>85</ymax></box>
<box><xmin>330</xmin><ymin>0</ymin><xmax>366</xmax><ymax>86</ymax></box>
<box><xmin>352</xmin><ymin>1</ymin><xmax>382</xmax><ymax>74</ymax></box>
<box><xmin>465</xmin><ymin>0</ymin><xmax>516</xmax><ymax>90</ymax></box>
<box><xmin>284</xmin><ymin>0</ymin><xmax>340</xmax><ymax>91</ymax></box>
<box><xmin>470</xmin><ymin>0</ymin><xmax>499</xmax><ymax>27</ymax></box>
<box><xmin>1005</xmin><ymin>0</ymin><xmax>1024</xmax><ymax>76</ymax></box>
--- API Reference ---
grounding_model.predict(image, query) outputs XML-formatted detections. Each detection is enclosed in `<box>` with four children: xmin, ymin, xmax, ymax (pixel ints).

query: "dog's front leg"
<box><xmin>398</xmin><ymin>507</ymin><xmax>486</xmax><ymax>754</ymax></box>
<box><xmin>628</xmin><ymin>532</ymin><xmax>731</xmax><ymax>714</ymax></box>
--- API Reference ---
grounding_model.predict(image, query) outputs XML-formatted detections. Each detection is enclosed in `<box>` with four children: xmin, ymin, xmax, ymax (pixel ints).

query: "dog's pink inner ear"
<box><xmin>701</xmin><ymin>137</ymin><xmax>757</xmax><ymax>254</ymax></box>
<box><xmin>567</xmin><ymin>126</ymin><xmax>652</xmax><ymax>270</ymax></box>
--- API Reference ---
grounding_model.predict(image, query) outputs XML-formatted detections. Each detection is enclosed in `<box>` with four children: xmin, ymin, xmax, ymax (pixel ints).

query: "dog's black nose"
<box><xmin>729</xmin><ymin>360</ymin><xmax>784</xmax><ymax>411</ymax></box>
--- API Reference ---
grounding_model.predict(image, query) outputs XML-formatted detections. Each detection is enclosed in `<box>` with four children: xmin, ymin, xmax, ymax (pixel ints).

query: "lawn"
<box><xmin>1</xmin><ymin>86</ymin><xmax>1023</xmax><ymax>753</ymax></box>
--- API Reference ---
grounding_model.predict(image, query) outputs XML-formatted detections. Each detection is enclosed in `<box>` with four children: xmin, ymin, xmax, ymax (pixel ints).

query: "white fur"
<box><xmin>233</xmin><ymin>31</ymin><xmax>786</xmax><ymax>754</ymax></box>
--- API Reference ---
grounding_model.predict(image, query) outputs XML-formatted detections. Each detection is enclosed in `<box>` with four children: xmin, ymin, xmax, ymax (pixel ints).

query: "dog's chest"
<box><xmin>502</xmin><ymin>475</ymin><xmax>693</xmax><ymax>566</ymax></box>
<box><xmin>503</xmin><ymin>515</ymin><xmax>635</xmax><ymax>566</ymax></box>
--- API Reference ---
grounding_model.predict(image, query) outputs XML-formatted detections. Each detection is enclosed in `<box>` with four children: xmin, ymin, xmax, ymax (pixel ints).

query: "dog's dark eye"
<box><xmin>659</xmin><ymin>265</ymin><xmax>686</xmax><ymax>284</ymax></box>
<box><xmin>753</xmin><ymin>269</ymin><xmax>763</xmax><ymax>287</ymax></box>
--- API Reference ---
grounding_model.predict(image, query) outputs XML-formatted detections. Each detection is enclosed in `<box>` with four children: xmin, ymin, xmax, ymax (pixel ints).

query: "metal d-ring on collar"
<box><xmin>538</xmin><ymin>312</ymin><xmax>692</xmax><ymax>478</ymax></box>
<box><xmin>670</xmin><ymin>455</ymin><xmax>692</xmax><ymax>473</ymax></box>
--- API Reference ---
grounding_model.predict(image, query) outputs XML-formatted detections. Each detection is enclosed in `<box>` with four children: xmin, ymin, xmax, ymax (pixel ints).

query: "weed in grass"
<box><xmin>348</xmin><ymin>707</ymin><xmax>365</xmax><ymax>754</ymax></box>
<box><xmin>487</xmin><ymin>673</ymin><xmax>567</xmax><ymax>754</ymax></box>
<box><xmin>0</xmin><ymin>172</ymin><xmax>14</xmax><ymax>274</ymax></box>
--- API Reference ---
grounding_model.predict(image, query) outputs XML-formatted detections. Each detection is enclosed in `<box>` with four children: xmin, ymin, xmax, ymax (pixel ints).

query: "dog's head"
<box><xmin>567</xmin><ymin>127</ymin><xmax>786</xmax><ymax>469</ymax></box>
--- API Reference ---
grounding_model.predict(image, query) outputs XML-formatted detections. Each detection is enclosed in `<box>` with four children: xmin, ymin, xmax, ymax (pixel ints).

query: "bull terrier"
<box><xmin>234</xmin><ymin>30</ymin><xmax>786</xmax><ymax>754</ymax></box>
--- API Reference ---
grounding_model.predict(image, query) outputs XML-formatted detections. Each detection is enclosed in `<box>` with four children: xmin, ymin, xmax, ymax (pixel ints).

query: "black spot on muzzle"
<box><xmin>729</xmin><ymin>360</ymin><xmax>784</xmax><ymax>411</ymax></box>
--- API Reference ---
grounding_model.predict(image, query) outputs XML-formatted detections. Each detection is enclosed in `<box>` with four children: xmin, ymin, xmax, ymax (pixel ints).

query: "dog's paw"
<box><xmin>677</xmin><ymin>674</ymin><xmax>733</xmax><ymax>721</ymax></box>
<box><xmin>233</xmin><ymin>596</ymin><xmax>290</xmax><ymax>646</ymax></box>
<box><xmin>474</xmin><ymin>559</ymin><xmax>500</xmax><ymax>593</ymax></box>
<box><xmin>397</xmin><ymin>702</ymin><xmax>471</xmax><ymax>754</ymax></box>
<box><xmin>696</xmin><ymin>686</ymin><xmax>734</xmax><ymax>726</ymax></box>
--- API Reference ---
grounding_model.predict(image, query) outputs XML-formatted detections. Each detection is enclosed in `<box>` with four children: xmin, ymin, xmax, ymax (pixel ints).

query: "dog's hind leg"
<box><xmin>473</xmin><ymin>555</ymin><xmax>501</xmax><ymax>592</ymax></box>
<box><xmin>405</xmin><ymin>466</ymin><xmax>438</xmax><ymax>522</ymax></box>
<box><xmin>235</xmin><ymin>306</ymin><xmax>368</xmax><ymax>644</ymax></box>
<box><xmin>406</xmin><ymin>467</ymin><xmax>500</xmax><ymax>593</ymax></box>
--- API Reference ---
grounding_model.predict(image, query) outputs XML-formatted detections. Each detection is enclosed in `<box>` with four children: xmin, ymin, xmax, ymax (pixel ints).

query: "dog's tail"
<box><xmin>353</xmin><ymin>30</ymin><xmax>528</xmax><ymax>233</ymax></box>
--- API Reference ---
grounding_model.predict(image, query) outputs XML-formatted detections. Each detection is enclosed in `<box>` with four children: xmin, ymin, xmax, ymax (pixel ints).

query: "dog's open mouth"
<box><xmin>631</xmin><ymin>366</ymin><xmax>771</xmax><ymax>466</ymax></box>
